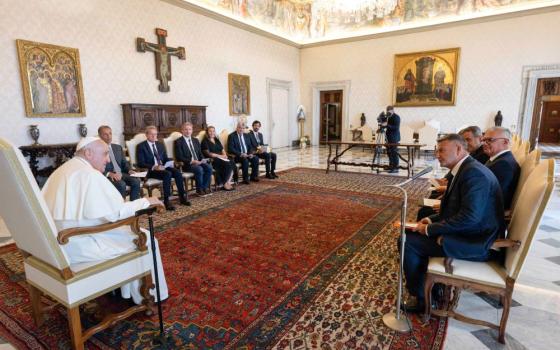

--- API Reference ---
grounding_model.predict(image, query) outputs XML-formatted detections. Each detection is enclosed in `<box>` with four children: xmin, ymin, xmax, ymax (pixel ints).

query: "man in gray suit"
<box><xmin>98</xmin><ymin>125</ymin><xmax>141</xmax><ymax>200</ymax></box>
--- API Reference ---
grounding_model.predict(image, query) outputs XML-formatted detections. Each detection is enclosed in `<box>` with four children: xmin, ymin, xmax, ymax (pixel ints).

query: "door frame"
<box><xmin>536</xmin><ymin>96</ymin><xmax>560</xmax><ymax>145</ymax></box>
<box><xmin>266</xmin><ymin>78</ymin><xmax>293</xmax><ymax>148</ymax></box>
<box><xmin>311</xmin><ymin>80</ymin><xmax>351</xmax><ymax>145</ymax></box>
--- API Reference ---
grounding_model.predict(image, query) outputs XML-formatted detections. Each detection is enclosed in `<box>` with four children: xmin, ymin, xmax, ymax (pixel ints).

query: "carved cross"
<box><xmin>136</xmin><ymin>28</ymin><xmax>185</xmax><ymax>92</ymax></box>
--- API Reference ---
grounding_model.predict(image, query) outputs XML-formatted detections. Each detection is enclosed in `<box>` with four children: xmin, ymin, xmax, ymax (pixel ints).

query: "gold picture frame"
<box><xmin>228</xmin><ymin>73</ymin><xmax>250</xmax><ymax>116</ymax></box>
<box><xmin>16</xmin><ymin>39</ymin><xmax>86</xmax><ymax>117</ymax></box>
<box><xmin>393</xmin><ymin>47</ymin><xmax>460</xmax><ymax>107</ymax></box>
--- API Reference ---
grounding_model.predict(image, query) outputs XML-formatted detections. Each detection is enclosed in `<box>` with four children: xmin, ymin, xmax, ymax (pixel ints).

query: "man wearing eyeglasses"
<box><xmin>482</xmin><ymin>127</ymin><xmax>520</xmax><ymax>210</ymax></box>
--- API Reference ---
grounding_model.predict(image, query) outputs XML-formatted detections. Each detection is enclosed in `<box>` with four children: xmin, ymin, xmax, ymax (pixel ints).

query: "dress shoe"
<box><xmin>388</xmin><ymin>168</ymin><xmax>399</xmax><ymax>174</ymax></box>
<box><xmin>271</xmin><ymin>173</ymin><xmax>279</xmax><ymax>178</ymax></box>
<box><xmin>164</xmin><ymin>203</ymin><xmax>176</xmax><ymax>211</ymax></box>
<box><xmin>204</xmin><ymin>188</ymin><xmax>213</xmax><ymax>195</ymax></box>
<box><xmin>400</xmin><ymin>296</ymin><xmax>426</xmax><ymax>314</ymax></box>
<box><xmin>265</xmin><ymin>173</ymin><xmax>274</xmax><ymax>179</ymax></box>
<box><xmin>180</xmin><ymin>199</ymin><xmax>191</xmax><ymax>206</ymax></box>
<box><xmin>251</xmin><ymin>177</ymin><xmax>260</xmax><ymax>182</ymax></box>
<box><xmin>196</xmin><ymin>190</ymin><xmax>207</xmax><ymax>197</ymax></box>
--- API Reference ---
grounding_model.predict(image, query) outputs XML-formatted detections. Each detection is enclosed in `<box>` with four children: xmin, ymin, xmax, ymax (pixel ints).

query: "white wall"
<box><xmin>0</xmin><ymin>0</ymin><xmax>300</xmax><ymax>146</ymax></box>
<box><xmin>300</xmin><ymin>10</ymin><xmax>560</xmax><ymax>142</ymax></box>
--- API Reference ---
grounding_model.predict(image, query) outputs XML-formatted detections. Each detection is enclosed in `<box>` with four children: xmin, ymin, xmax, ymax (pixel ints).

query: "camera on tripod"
<box><xmin>377</xmin><ymin>111</ymin><xmax>388</xmax><ymax>131</ymax></box>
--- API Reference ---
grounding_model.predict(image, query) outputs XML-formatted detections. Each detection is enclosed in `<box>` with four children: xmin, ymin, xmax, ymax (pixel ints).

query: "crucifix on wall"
<box><xmin>136</xmin><ymin>28</ymin><xmax>185</xmax><ymax>92</ymax></box>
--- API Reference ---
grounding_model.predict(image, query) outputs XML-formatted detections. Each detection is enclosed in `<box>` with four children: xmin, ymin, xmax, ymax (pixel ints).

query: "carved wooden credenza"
<box><xmin>122</xmin><ymin>103</ymin><xmax>207</xmax><ymax>140</ymax></box>
<box><xmin>20</xmin><ymin>143</ymin><xmax>77</xmax><ymax>186</ymax></box>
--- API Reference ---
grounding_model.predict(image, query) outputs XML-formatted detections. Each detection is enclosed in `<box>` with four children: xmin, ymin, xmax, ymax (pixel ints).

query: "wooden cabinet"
<box><xmin>122</xmin><ymin>103</ymin><xmax>207</xmax><ymax>140</ymax></box>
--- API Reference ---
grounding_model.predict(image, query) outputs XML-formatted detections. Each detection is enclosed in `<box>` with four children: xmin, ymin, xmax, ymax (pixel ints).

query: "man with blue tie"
<box><xmin>136</xmin><ymin>126</ymin><xmax>189</xmax><ymax>210</ymax></box>
<box><xmin>227</xmin><ymin>122</ymin><xmax>259</xmax><ymax>184</ymax></box>
<box><xmin>98</xmin><ymin>125</ymin><xmax>141</xmax><ymax>200</ymax></box>
<box><xmin>404</xmin><ymin>134</ymin><xmax>505</xmax><ymax>313</ymax></box>
<box><xmin>249</xmin><ymin>120</ymin><xmax>278</xmax><ymax>179</ymax></box>
<box><xmin>175</xmin><ymin>122</ymin><xmax>213</xmax><ymax>196</ymax></box>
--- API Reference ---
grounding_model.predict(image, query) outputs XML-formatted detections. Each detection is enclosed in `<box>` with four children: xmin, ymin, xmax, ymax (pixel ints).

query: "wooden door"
<box><xmin>539</xmin><ymin>101</ymin><xmax>560</xmax><ymax>143</ymax></box>
<box><xmin>320</xmin><ymin>90</ymin><xmax>342</xmax><ymax>143</ymax></box>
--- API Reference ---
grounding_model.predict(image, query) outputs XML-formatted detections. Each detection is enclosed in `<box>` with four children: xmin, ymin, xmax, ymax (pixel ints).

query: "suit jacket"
<box><xmin>485</xmin><ymin>151</ymin><xmax>520</xmax><ymax>210</ymax></box>
<box><xmin>428</xmin><ymin>156</ymin><xmax>505</xmax><ymax>260</ymax></box>
<box><xmin>471</xmin><ymin>145</ymin><xmax>489</xmax><ymax>164</ymax></box>
<box><xmin>385</xmin><ymin>113</ymin><xmax>401</xmax><ymax>143</ymax></box>
<box><xmin>249</xmin><ymin>130</ymin><xmax>265</xmax><ymax>147</ymax></box>
<box><xmin>227</xmin><ymin>131</ymin><xmax>255</xmax><ymax>157</ymax></box>
<box><xmin>104</xmin><ymin>143</ymin><xmax>131</xmax><ymax>175</ymax></box>
<box><xmin>136</xmin><ymin>140</ymin><xmax>171</xmax><ymax>170</ymax></box>
<box><xmin>174</xmin><ymin>136</ymin><xmax>204</xmax><ymax>166</ymax></box>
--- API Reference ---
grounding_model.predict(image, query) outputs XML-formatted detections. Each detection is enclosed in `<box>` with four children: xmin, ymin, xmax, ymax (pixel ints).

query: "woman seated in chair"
<box><xmin>201</xmin><ymin>126</ymin><xmax>235</xmax><ymax>191</ymax></box>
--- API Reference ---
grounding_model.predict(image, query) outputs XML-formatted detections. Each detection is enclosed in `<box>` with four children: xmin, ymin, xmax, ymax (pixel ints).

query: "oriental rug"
<box><xmin>0</xmin><ymin>168</ymin><xmax>446</xmax><ymax>349</ymax></box>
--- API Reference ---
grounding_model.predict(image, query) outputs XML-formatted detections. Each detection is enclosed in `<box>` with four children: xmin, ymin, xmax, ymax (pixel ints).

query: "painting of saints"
<box><xmin>403</xmin><ymin>68</ymin><xmax>415</xmax><ymax>94</ymax></box>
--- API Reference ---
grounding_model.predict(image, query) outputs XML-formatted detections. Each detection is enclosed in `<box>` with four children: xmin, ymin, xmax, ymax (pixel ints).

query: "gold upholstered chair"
<box><xmin>0</xmin><ymin>138</ymin><xmax>156</xmax><ymax>350</ymax></box>
<box><xmin>423</xmin><ymin>158</ymin><xmax>555</xmax><ymax>344</ymax></box>
<box><xmin>512</xmin><ymin>140</ymin><xmax>530</xmax><ymax>164</ymax></box>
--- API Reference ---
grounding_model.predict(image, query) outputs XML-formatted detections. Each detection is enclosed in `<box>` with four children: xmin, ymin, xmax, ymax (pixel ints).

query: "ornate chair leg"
<box><xmin>499</xmin><ymin>292</ymin><xmax>512</xmax><ymax>344</ymax></box>
<box><xmin>28</xmin><ymin>284</ymin><xmax>44</xmax><ymax>326</ymax></box>
<box><xmin>68</xmin><ymin>306</ymin><xmax>84</xmax><ymax>350</ymax></box>
<box><xmin>423</xmin><ymin>274</ymin><xmax>435</xmax><ymax>321</ymax></box>
<box><xmin>140</xmin><ymin>274</ymin><xmax>155</xmax><ymax>316</ymax></box>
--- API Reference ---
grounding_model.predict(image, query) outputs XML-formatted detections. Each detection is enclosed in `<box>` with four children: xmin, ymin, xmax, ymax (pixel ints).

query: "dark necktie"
<box><xmin>188</xmin><ymin>138</ymin><xmax>198</xmax><ymax>161</ymax></box>
<box><xmin>441</xmin><ymin>173</ymin><xmax>455</xmax><ymax>208</ymax></box>
<box><xmin>152</xmin><ymin>143</ymin><xmax>162</xmax><ymax>165</ymax></box>
<box><xmin>239</xmin><ymin>134</ymin><xmax>246</xmax><ymax>153</ymax></box>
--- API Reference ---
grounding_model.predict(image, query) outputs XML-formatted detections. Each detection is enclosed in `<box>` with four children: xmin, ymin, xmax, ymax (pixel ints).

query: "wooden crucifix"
<box><xmin>136</xmin><ymin>28</ymin><xmax>185</xmax><ymax>92</ymax></box>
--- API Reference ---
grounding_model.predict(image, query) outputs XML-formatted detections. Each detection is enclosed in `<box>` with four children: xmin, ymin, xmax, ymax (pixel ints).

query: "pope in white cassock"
<box><xmin>42</xmin><ymin>137</ymin><xmax>168</xmax><ymax>304</ymax></box>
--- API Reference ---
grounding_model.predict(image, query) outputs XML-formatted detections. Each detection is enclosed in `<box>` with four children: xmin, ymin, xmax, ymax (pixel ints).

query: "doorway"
<box><xmin>270</xmin><ymin>87</ymin><xmax>290</xmax><ymax>148</ymax></box>
<box><xmin>538</xmin><ymin>98</ymin><xmax>560</xmax><ymax>144</ymax></box>
<box><xmin>320</xmin><ymin>90</ymin><xmax>343</xmax><ymax>143</ymax></box>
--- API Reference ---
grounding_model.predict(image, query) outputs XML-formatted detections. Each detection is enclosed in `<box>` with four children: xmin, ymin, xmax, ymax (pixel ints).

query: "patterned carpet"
<box><xmin>0</xmin><ymin>168</ymin><xmax>445</xmax><ymax>349</ymax></box>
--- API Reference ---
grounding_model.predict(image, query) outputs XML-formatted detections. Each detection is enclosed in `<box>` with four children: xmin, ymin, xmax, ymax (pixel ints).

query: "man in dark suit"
<box><xmin>136</xmin><ymin>126</ymin><xmax>189</xmax><ymax>210</ymax></box>
<box><xmin>249</xmin><ymin>120</ymin><xmax>278</xmax><ymax>179</ymax></box>
<box><xmin>98</xmin><ymin>125</ymin><xmax>141</xmax><ymax>200</ymax></box>
<box><xmin>459</xmin><ymin>126</ymin><xmax>489</xmax><ymax>164</ymax></box>
<box><xmin>227</xmin><ymin>122</ymin><xmax>259</xmax><ymax>184</ymax></box>
<box><xmin>175</xmin><ymin>122</ymin><xmax>213</xmax><ymax>196</ymax></box>
<box><xmin>404</xmin><ymin>134</ymin><xmax>505</xmax><ymax>312</ymax></box>
<box><xmin>482</xmin><ymin>127</ymin><xmax>520</xmax><ymax>211</ymax></box>
<box><xmin>384</xmin><ymin>105</ymin><xmax>401</xmax><ymax>173</ymax></box>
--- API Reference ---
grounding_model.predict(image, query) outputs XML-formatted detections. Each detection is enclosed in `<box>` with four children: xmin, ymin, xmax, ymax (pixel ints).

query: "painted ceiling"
<box><xmin>177</xmin><ymin>0</ymin><xmax>560</xmax><ymax>45</ymax></box>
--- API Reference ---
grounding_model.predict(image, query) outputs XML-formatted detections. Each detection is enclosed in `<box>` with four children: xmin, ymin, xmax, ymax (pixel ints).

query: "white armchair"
<box><xmin>418</xmin><ymin>124</ymin><xmax>439</xmax><ymax>155</ymax></box>
<box><xmin>0</xmin><ymin>138</ymin><xmax>155</xmax><ymax>350</ymax></box>
<box><xmin>424</xmin><ymin>158</ymin><xmax>555</xmax><ymax>344</ymax></box>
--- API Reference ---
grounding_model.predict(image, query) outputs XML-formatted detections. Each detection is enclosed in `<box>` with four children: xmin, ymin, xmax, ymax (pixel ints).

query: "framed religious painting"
<box><xmin>393</xmin><ymin>47</ymin><xmax>460</xmax><ymax>107</ymax></box>
<box><xmin>16</xmin><ymin>39</ymin><xmax>86</xmax><ymax>117</ymax></box>
<box><xmin>228</xmin><ymin>73</ymin><xmax>250</xmax><ymax>116</ymax></box>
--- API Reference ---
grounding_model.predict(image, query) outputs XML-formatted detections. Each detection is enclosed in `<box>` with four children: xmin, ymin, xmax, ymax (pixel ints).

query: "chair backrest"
<box><xmin>400</xmin><ymin>124</ymin><xmax>415</xmax><ymax>144</ymax></box>
<box><xmin>424</xmin><ymin>119</ymin><xmax>441</xmax><ymax>132</ymax></box>
<box><xmin>418</xmin><ymin>124</ymin><xmax>439</xmax><ymax>150</ymax></box>
<box><xmin>219</xmin><ymin>129</ymin><xmax>230</xmax><ymax>153</ymax></box>
<box><xmin>0</xmin><ymin>138</ymin><xmax>70</xmax><ymax>270</ymax></box>
<box><xmin>505</xmin><ymin>158</ymin><xmax>555</xmax><ymax>279</ymax></box>
<box><xmin>125</xmin><ymin>133</ymin><xmax>147</xmax><ymax>167</ymax></box>
<box><xmin>196</xmin><ymin>130</ymin><xmax>206</xmax><ymax>143</ymax></box>
<box><xmin>511</xmin><ymin>149</ymin><xmax>541</xmax><ymax>209</ymax></box>
<box><xmin>163</xmin><ymin>132</ymin><xmax>182</xmax><ymax>159</ymax></box>
<box><xmin>512</xmin><ymin>140</ymin><xmax>530</xmax><ymax>164</ymax></box>
<box><xmin>360</xmin><ymin>125</ymin><xmax>373</xmax><ymax>142</ymax></box>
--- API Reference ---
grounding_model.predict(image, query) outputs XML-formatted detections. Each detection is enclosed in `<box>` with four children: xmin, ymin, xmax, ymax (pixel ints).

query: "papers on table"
<box><xmin>405</xmin><ymin>222</ymin><xmax>418</xmax><ymax>230</ymax></box>
<box><xmin>164</xmin><ymin>160</ymin><xmax>174</xmax><ymax>168</ymax></box>
<box><xmin>423</xmin><ymin>198</ymin><xmax>441</xmax><ymax>207</ymax></box>
<box><xmin>130</xmin><ymin>171</ymin><xmax>147</xmax><ymax>178</ymax></box>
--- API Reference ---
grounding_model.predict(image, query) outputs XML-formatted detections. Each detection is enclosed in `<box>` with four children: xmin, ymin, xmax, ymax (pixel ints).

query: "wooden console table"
<box><xmin>325</xmin><ymin>141</ymin><xmax>425</xmax><ymax>178</ymax></box>
<box><xmin>20</xmin><ymin>143</ymin><xmax>77</xmax><ymax>184</ymax></box>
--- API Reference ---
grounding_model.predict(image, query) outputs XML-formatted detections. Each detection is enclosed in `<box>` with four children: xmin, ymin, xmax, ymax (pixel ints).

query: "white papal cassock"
<box><xmin>42</xmin><ymin>157</ymin><xmax>168</xmax><ymax>304</ymax></box>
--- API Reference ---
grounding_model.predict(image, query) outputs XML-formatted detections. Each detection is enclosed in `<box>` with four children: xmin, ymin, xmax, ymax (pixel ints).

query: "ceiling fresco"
<box><xmin>179</xmin><ymin>0</ymin><xmax>560</xmax><ymax>45</ymax></box>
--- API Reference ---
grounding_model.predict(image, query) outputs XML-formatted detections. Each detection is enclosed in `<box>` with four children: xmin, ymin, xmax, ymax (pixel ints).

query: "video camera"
<box><xmin>377</xmin><ymin>111</ymin><xmax>388</xmax><ymax>128</ymax></box>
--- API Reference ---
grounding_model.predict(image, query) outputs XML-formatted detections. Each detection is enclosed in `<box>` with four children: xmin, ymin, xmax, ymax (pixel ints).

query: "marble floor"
<box><xmin>0</xmin><ymin>145</ymin><xmax>559</xmax><ymax>349</ymax></box>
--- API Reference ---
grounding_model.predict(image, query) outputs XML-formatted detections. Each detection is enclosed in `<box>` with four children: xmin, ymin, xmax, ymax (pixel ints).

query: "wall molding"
<box><xmin>310</xmin><ymin>80</ymin><xmax>351</xmax><ymax>145</ymax></box>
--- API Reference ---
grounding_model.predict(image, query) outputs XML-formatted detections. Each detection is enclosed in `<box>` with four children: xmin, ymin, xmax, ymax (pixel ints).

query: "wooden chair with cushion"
<box><xmin>423</xmin><ymin>158</ymin><xmax>555</xmax><ymax>344</ymax></box>
<box><xmin>125</xmin><ymin>133</ymin><xmax>163</xmax><ymax>197</ymax></box>
<box><xmin>0</xmin><ymin>138</ymin><xmax>155</xmax><ymax>350</ymax></box>
<box><xmin>511</xmin><ymin>148</ymin><xmax>541</xmax><ymax>210</ymax></box>
<box><xmin>512</xmin><ymin>140</ymin><xmax>530</xmax><ymax>164</ymax></box>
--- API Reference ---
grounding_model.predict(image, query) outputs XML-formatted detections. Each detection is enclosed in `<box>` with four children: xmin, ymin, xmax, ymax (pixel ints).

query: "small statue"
<box><xmin>494</xmin><ymin>111</ymin><xmax>503</xmax><ymax>127</ymax></box>
<box><xmin>360</xmin><ymin>113</ymin><xmax>366</xmax><ymax>127</ymax></box>
<box><xmin>78</xmin><ymin>123</ymin><xmax>88</xmax><ymax>138</ymax></box>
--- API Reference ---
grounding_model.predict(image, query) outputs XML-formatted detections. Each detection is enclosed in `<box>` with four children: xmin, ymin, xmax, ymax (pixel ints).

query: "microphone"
<box><xmin>390</xmin><ymin>166</ymin><xmax>433</xmax><ymax>188</ymax></box>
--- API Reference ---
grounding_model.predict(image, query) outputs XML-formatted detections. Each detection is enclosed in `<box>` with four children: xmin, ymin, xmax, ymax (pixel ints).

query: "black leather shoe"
<box><xmin>196</xmin><ymin>190</ymin><xmax>207</xmax><ymax>197</ymax></box>
<box><xmin>251</xmin><ymin>177</ymin><xmax>260</xmax><ymax>182</ymax></box>
<box><xmin>400</xmin><ymin>301</ymin><xmax>426</xmax><ymax>314</ymax></box>
<box><xmin>180</xmin><ymin>199</ymin><xmax>191</xmax><ymax>206</ymax></box>
<box><xmin>271</xmin><ymin>173</ymin><xmax>279</xmax><ymax>178</ymax></box>
<box><xmin>205</xmin><ymin>188</ymin><xmax>213</xmax><ymax>195</ymax></box>
<box><xmin>388</xmin><ymin>169</ymin><xmax>399</xmax><ymax>174</ymax></box>
<box><xmin>165</xmin><ymin>203</ymin><xmax>176</xmax><ymax>211</ymax></box>
<box><xmin>265</xmin><ymin>173</ymin><xmax>273</xmax><ymax>179</ymax></box>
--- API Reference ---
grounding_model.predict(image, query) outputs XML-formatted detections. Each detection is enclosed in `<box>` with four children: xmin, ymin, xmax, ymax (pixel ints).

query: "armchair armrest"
<box><xmin>491</xmin><ymin>238</ymin><xmax>521</xmax><ymax>250</ymax></box>
<box><xmin>57</xmin><ymin>205</ymin><xmax>163</xmax><ymax>251</ymax></box>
